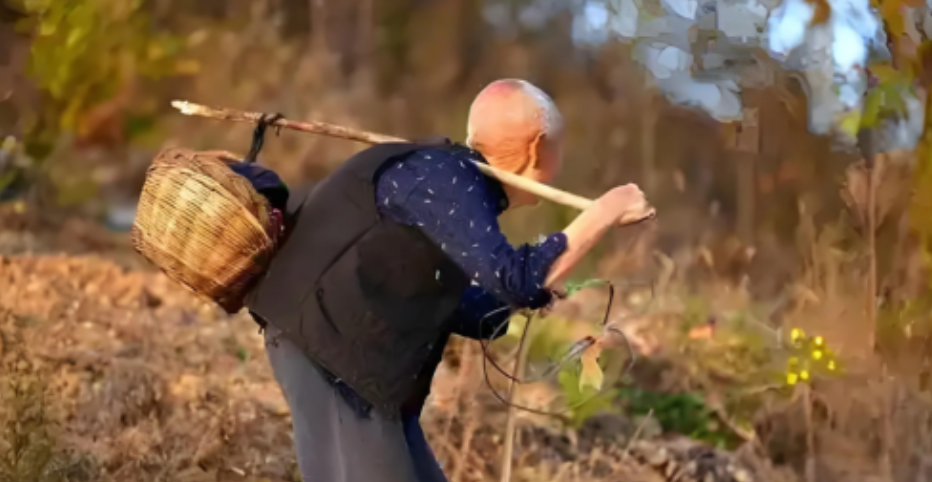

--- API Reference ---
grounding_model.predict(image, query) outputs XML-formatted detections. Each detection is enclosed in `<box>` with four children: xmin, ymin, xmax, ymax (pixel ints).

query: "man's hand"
<box><xmin>545</xmin><ymin>184</ymin><xmax>654</xmax><ymax>288</ymax></box>
<box><xmin>537</xmin><ymin>288</ymin><xmax>567</xmax><ymax>317</ymax></box>
<box><xmin>592</xmin><ymin>184</ymin><xmax>655</xmax><ymax>226</ymax></box>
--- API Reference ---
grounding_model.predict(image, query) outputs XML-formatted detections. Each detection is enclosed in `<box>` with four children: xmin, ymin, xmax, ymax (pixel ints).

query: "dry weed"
<box><xmin>0</xmin><ymin>319</ymin><xmax>96</xmax><ymax>482</ymax></box>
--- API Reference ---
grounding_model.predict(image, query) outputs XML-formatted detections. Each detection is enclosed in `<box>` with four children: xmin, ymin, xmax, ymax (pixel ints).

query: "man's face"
<box><xmin>507</xmin><ymin>138</ymin><xmax>562</xmax><ymax>208</ymax></box>
<box><xmin>529</xmin><ymin>137</ymin><xmax>563</xmax><ymax>185</ymax></box>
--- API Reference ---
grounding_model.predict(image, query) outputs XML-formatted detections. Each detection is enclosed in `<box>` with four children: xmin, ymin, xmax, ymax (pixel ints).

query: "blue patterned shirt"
<box><xmin>376</xmin><ymin>145</ymin><xmax>568</xmax><ymax>335</ymax></box>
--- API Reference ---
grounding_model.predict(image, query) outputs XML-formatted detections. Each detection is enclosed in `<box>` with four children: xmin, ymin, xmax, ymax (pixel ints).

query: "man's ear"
<box><xmin>527</xmin><ymin>131</ymin><xmax>546</xmax><ymax>169</ymax></box>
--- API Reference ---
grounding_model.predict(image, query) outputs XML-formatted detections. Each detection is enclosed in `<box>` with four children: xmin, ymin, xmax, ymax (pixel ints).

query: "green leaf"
<box><xmin>838</xmin><ymin>109</ymin><xmax>861</xmax><ymax>137</ymax></box>
<box><xmin>123</xmin><ymin>114</ymin><xmax>156</xmax><ymax>140</ymax></box>
<box><xmin>0</xmin><ymin>172</ymin><xmax>17</xmax><ymax>195</ymax></box>
<box><xmin>861</xmin><ymin>80</ymin><xmax>911</xmax><ymax>130</ymax></box>
<box><xmin>564</xmin><ymin>279</ymin><xmax>607</xmax><ymax>297</ymax></box>
<box><xmin>861</xmin><ymin>89</ymin><xmax>883</xmax><ymax>128</ymax></box>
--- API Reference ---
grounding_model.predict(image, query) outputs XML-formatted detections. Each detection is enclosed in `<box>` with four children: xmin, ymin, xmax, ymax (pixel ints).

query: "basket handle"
<box><xmin>172</xmin><ymin>101</ymin><xmax>624</xmax><ymax>216</ymax></box>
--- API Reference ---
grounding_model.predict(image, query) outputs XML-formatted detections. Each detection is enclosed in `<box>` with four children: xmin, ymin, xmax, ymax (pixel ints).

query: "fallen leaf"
<box><xmin>688</xmin><ymin>323</ymin><xmax>715</xmax><ymax>340</ymax></box>
<box><xmin>579</xmin><ymin>341</ymin><xmax>604</xmax><ymax>392</ymax></box>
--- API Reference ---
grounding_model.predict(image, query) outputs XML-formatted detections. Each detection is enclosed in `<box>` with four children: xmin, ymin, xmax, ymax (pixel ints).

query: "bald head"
<box><xmin>466</xmin><ymin>79</ymin><xmax>564</xmax><ymax>172</ymax></box>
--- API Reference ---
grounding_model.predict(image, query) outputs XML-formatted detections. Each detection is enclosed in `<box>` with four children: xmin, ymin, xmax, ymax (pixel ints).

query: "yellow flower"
<box><xmin>812</xmin><ymin>350</ymin><xmax>823</xmax><ymax>360</ymax></box>
<box><xmin>814</xmin><ymin>336</ymin><xmax>824</xmax><ymax>346</ymax></box>
<box><xmin>800</xmin><ymin>370</ymin><xmax>810</xmax><ymax>381</ymax></box>
<box><xmin>790</xmin><ymin>328</ymin><xmax>803</xmax><ymax>340</ymax></box>
<box><xmin>827</xmin><ymin>360</ymin><xmax>836</xmax><ymax>371</ymax></box>
<box><xmin>787</xmin><ymin>372</ymin><xmax>799</xmax><ymax>385</ymax></box>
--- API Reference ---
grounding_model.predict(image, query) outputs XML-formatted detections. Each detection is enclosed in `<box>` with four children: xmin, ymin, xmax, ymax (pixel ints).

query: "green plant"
<box><xmin>617</xmin><ymin>388</ymin><xmax>739</xmax><ymax>449</ymax></box>
<box><xmin>499</xmin><ymin>279</ymin><xmax>619</xmax><ymax>426</ymax></box>
<box><xmin>556</xmin><ymin>366</ymin><xmax>615</xmax><ymax>427</ymax></box>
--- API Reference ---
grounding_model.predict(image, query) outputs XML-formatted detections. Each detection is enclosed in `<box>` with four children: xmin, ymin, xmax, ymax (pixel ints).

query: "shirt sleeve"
<box><xmin>376</xmin><ymin>147</ymin><xmax>568</xmax><ymax>310</ymax></box>
<box><xmin>450</xmin><ymin>286</ymin><xmax>513</xmax><ymax>340</ymax></box>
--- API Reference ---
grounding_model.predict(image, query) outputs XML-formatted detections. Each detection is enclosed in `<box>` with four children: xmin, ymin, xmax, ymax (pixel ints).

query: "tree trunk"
<box><xmin>736</xmin><ymin>107</ymin><xmax>760</xmax><ymax>245</ymax></box>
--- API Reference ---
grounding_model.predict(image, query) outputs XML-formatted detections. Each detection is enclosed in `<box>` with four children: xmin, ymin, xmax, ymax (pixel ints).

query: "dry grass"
<box><xmin>0</xmin><ymin>201</ymin><xmax>906</xmax><ymax>482</ymax></box>
<box><xmin>0</xmin><ymin>317</ymin><xmax>97</xmax><ymax>482</ymax></box>
<box><xmin>0</xmin><ymin>208</ymin><xmax>796</xmax><ymax>482</ymax></box>
<box><xmin>3</xmin><ymin>167</ymin><xmax>932</xmax><ymax>482</ymax></box>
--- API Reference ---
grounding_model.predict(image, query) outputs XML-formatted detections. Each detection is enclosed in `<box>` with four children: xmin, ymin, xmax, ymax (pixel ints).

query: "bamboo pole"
<box><xmin>171</xmin><ymin>100</ymin><xmax>627</xmax><ymax>215</ymax></box>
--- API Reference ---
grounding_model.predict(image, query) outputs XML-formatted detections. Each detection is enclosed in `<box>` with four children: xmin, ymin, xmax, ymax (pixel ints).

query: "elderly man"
<box><xmin>243</xmin><ymin>79</ymin><xmax>653</xmax><ymax>482</ymax></box>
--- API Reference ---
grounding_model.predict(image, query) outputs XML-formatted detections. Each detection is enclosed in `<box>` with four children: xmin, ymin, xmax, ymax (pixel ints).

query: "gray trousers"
<box><xmin>264</xmin><ymin>328</ymin><xmax>446</xmax><ymax>482</ymax></box>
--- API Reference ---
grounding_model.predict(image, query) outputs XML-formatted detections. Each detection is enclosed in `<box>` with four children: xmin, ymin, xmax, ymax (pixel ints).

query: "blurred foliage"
<box><xmin>0</xmin><ymin>136</ymin><xmax>21</xmax><ymax>198</ymax></box>
<box><xmin>855</xmin><ymin>0</ymin><xmax>929</xmax><ymax>133</ymax></box>
<box><xmin>9</xmin><ymin>0</ymin><xmax>194</xmax><ymax>158</ymax></box>
<box><xmin>912</xmin><ymin>61</ymin><xmax>932</xmax><ymax>293</ymax></box>
<box><xmin>873</xmin><ymin>0</ymin><xmax>932</xmax><ymax>269</ymax></box>
<box><xmin>0</xmin><ymin>0</ymin><xmax>877</xmax><ymax>242</ymax></box>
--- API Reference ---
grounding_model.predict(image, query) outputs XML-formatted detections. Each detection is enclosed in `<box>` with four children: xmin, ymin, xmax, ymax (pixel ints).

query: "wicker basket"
<box><xmin>131</xmin><ymin>148</ymin><xmax>275</xmax><ymax>313</ymax></box>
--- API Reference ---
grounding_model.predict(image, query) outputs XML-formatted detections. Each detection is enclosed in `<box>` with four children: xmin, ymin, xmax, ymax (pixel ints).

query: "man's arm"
<box><xmin>546</xmin><ymin>183</ymin><xmax>652</xmax><ymax>287</ymax></box>
<box><xmin>377</xmin><ymin>148</ymin><xmax>649</xmax><ymax>311</ymax></box>
<box><xmin>545</xmin><ymin>208</ymin><xmax>613</xmax><ymax>287</ymax></box>
<box><xmin>378</xmin><ymin>147</ymin><xmax>566</xmax><ymax>310</ymax></box>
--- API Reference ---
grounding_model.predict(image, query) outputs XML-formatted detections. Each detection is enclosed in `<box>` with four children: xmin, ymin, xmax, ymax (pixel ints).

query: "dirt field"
<box><xmin>0</xmin><ymin>212</ymin><xmax>790</xmax><ymax>482</ymax></box>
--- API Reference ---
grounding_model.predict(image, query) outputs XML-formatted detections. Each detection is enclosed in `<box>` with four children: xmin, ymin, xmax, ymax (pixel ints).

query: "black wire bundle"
<box><xmin>476</xmin><ymin>279</ymin><xmax>655</xmax><ymax>417</ymax></box>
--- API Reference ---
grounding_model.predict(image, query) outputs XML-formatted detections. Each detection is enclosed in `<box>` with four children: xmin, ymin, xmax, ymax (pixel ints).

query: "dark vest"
<box><xmin>245</xmin><ymin>142</ymin><xmax>470</xmax><ymax>416</ymax></box>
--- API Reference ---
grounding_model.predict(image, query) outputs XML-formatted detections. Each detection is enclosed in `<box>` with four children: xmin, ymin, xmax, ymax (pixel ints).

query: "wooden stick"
<box><xmin>500</xmin><ymin>315</ymin><xmax>533</xmax><ymax>482</ymax></box>
<box><xmin>171</xmin><ymin>100</ymin><xmax>596</xmax><ymax>212</ymax></box>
